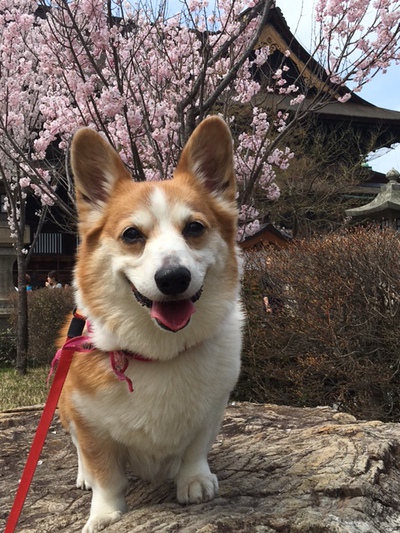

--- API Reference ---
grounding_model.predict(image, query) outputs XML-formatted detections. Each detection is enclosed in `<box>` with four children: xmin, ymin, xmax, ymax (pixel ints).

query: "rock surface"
<box><xmin>1</xmin><ymin>402</ymin><xmax>400</xmax><ymax>532</ymax></box>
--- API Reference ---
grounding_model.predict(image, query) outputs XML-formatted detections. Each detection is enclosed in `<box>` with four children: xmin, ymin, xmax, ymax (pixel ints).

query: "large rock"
<box><xmin>1</xmin><ymin>402</ymin><xmax>400</xmax><ymax>532</ymax></box>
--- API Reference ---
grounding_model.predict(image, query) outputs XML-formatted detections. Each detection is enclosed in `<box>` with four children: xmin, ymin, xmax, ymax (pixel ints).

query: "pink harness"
<box><xmin>49</xmin><ymin>321</ymin><xmax>151</xmax><ymax>393</ymax></box>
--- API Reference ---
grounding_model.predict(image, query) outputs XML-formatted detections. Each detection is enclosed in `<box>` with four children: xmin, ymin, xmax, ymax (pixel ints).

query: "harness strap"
<box><xmin>4</xmin><ymin>311</ymin><xmax>85</xmax><ymax>533</ymax></box>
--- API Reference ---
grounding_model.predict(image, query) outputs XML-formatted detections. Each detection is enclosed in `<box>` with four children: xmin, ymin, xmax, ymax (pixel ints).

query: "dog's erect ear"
<box><xmin>71</xmin><ymin>128</ymin><xmax>132</xmax><ymax>218</ymax></box>
<box><xmin>176</xmin><ymin>116</ymin><xmax>236</xmax><ymax>203</ymax></box>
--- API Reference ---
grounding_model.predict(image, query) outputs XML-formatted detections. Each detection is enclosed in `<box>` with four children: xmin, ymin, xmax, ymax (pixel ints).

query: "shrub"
<box><xmin>9</xmin><ymin>287</ymin><xmax>74</xmax><ymax>367</ymax></box>
<box><xmin>236</xmin><ymin>227</ymin><xmax>400</xmax><ymax>422</ymax></box>
<box><xmin>0</xmin><ymin>329</ymin><xmax>17</xmax><ymax>367</ymax></box>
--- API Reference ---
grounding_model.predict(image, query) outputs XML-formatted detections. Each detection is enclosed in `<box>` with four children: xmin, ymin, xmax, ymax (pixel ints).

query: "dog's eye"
<box><xmin>121</xmin><ymin>227</ymin><xmax>144</xmax><ymax>244</ymax></box>
<box><xmin>183</xmin><ymin>221</ymin><xmax>206</xmax><ymax>238</ymax></box>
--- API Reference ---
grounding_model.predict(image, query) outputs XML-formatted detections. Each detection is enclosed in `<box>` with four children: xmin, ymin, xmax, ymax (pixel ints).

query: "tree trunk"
<box><xmin>15</xmin><ymin>252</ymin><xmax>28</xmax><ymax>375</ymax></box>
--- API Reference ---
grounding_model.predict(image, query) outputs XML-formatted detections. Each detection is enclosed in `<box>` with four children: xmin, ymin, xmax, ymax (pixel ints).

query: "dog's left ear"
<box><xmin>176</xmin><ymin>116</ymin><xmax>236</xmax><ymax>203</ymax></box>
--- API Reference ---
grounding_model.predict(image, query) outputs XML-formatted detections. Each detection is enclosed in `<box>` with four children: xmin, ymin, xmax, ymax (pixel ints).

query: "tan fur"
<box><xmin>58</xmin><ymin>117</ymin><xmax>243</xmax><ymax>533</ymax></box>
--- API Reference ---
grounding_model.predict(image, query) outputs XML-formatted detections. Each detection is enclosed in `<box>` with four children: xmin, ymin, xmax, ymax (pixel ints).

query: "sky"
<box><xmin>275</xmin><ymin>0</ymin><xmax>400</xmax><ymax>175</ymax></box>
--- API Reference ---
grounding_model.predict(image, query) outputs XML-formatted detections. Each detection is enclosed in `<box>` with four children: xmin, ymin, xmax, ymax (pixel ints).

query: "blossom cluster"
<box><xmin>31</xmin><ymin>0</ymin><xmax>293</xmax><ymax>236</ymax></box>
<box><xmin>315</xmin><ymin>0</ymin><xmax>400</xmax><ymax>91</ymax></box>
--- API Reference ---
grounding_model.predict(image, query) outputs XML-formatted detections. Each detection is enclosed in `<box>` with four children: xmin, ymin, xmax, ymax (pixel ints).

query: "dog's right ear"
<box><xmin>71</xmin><ymin>128</ymin><xmax>132</xmax><ymax>221</ymax></box>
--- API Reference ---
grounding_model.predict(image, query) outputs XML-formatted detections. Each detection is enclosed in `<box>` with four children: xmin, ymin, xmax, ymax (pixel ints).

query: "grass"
<box><xmin>0</xmin><ymin>366</ymin><xmax>49</xmax><ymax>411</ymax></box>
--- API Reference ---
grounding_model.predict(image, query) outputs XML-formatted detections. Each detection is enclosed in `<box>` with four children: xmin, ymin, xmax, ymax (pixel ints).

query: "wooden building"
<box><xmin>239</xmin><ymin>223</ymin><xmax>292</xmax><ymax>250</ymax></box>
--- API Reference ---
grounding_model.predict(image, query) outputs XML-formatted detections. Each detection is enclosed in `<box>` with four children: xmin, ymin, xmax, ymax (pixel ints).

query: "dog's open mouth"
<box><xmin>132</xmin><ymin>286</ymin><xmax>202</xmax><ymax>332</ymax></box>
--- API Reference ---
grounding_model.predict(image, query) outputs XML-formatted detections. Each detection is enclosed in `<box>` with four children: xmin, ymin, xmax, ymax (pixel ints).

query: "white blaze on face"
<box><xmin>121</xmin><ymin>187</ymin><xmax>210</xmax><ymax>303</ymax></box>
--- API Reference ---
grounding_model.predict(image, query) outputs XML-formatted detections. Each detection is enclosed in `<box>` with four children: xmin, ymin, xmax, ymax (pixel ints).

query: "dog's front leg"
<box><xmin>75</xmin><ymin>432</ymin><xmax>128</xmax><ymax>533</ymax></box>
<box><xmin>83</xmin><ymin>477</ymin><xmax>128</xmax><ymax>533</ymax></box>
<box><xmin>176</xmin><ymin>400</ymin><xmax>226</xmax><ymax>504</ymax></box>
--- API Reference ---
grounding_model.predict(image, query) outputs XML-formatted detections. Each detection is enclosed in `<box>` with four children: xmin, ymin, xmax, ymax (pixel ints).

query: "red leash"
<box><xmin>4</xmin><ymin>311</ymin><xmax>148</xmax><ymax>531</ymax></box>
<box><xmin>4</xmin><ymin>312</ymin><xmax>86</xmax><ymax>533</ymax></box>
<box><xmin>4</xmin><ymin>345</ymin><xmax>74</xmax><ymax>533</ymax></box>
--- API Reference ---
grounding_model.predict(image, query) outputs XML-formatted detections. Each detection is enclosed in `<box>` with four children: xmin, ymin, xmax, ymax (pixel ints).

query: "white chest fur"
<box><xmin>72</xmin><ymin>307</ymin><xmax>242</xmax><ymax>481</ymax></box>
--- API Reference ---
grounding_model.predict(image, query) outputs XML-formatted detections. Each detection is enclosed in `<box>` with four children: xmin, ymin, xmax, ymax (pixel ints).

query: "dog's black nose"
<box><xmin>155</xmin><ymin>266</ymin><xmax>191</xmax><ymax>295</ymax></box>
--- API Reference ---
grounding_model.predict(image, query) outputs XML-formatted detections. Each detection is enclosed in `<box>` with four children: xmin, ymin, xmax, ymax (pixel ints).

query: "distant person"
<box><xmin>15</xmin><ymin>274</ymin><xmax>33</xmax><ymax>291</ymax></box>
<box><xmin>46</xmin><ymin>270</ymin><xmax>62</xmax><ymax>289</ymax></box>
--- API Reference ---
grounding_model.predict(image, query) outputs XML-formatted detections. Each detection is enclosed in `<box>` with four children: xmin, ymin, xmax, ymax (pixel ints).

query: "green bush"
<box><xmin>236</xmin><ymin>227</ymin><xmax>400</xmax><ymax>422</ymax></box>
<box><xmin>9</xmin><ymin>287</ymin><xmax>74</xmax><ymax>367</ymax></box>
<box><xmin>0</xmin><ymin>329</ymin><xmax>17</xmax><ymax>367</ymax></box>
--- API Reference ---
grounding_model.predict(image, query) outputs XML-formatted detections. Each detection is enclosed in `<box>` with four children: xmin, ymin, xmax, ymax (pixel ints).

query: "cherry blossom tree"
<box><xmin>0</xmin><ymin>0</ymin><xmax>75</xmax><ymax>373</ymax></box>
<box><xmin>31</xmin><ymin>0</ymin><xmax>400</xmax><ymax>239</ymax></box>
<box><xmin>33</xmin><ymin>0</ymin><xmax>287</xmax><ymax>239</ymax></box>
<box><xmin>0</xmin><ymin>1</ymin><xmax>49</xmax><ymax>373</ymax></box>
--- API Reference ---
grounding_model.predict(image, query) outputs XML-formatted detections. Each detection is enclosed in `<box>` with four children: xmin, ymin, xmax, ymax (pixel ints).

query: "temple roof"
<box><xmin>253</xmin><ymin>92</ymin><xmax>400</xmax><ymax>126</ymax></box>
<box><xmin>345</xmin><ymin>170</ymin><xmax>400</xmax><ymax>217</ymax></box>
<box><xmin>255</xmin><ymin>7</ymin><xmax>400</xmax><ymax>148</ymax></box>
<box><xmin>240</xmin><ymin>223</ymin><xmax>292</xmax><ymax>249</ymax></box>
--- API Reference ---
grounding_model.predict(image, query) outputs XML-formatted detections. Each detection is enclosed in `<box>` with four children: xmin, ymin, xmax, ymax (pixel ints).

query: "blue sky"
<box><xmin>275</xmin><ymin>0</ymin><xmax>400</xmax><ymax>174</ymax></box>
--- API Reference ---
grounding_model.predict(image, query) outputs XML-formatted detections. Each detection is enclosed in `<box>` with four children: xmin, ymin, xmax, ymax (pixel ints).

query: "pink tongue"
<box><xmin>150</xmin><ymin>299</ymin><xmax>196</xmax><ymax>332</ymax></box>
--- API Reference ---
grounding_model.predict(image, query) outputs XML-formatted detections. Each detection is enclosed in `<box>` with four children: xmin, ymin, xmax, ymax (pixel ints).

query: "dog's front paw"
<box><xmin>177</xmin><ymin>472</ymin><xmax>219</xmax><ymax>504</ymax></box>
<box><xmin>82</xmin><ymin>510</ymin><xmax>123</xmax><ymax>533</ymax></box>
<box><xmin>76</xmin><ymin>474</ymin><xmax>91</xmax><ymax>491</ymax></box>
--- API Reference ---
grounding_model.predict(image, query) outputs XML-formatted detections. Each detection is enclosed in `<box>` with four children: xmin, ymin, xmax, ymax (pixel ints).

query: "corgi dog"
<box><xmin>58</xmin><ymin>116</ymin><xmax>243</xmax><ymax>533</ymax></box>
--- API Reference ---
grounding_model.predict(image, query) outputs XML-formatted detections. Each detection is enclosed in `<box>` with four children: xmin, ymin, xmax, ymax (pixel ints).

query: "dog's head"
<box><xmin>71</xmin><ymin>117</ymin><xmax>240</xmax><ymax>357</ymax></box>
